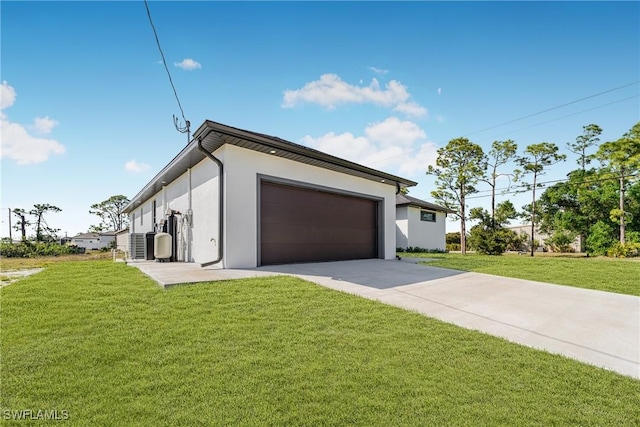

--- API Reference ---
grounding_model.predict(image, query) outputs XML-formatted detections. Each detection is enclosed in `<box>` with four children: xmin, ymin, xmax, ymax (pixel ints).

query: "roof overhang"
<box><xmin>124</xmin><ymin>120</ymin><xmax>417</xmax><ymax>212</ymax></box>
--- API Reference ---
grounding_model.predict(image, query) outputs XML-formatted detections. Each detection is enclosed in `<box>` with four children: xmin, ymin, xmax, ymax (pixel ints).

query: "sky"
<box><xmin>1</xmin><ymin>1</ymin><xmax>639</xmax><ymax>238</ymax></box>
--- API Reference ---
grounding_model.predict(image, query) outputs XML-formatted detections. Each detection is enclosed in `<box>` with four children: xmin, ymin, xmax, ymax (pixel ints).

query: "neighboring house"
<box><xmin>123</xmin><ymin>120</ymin><xmax>417</xmax><ymax>268</ymax></box>
<box><xmin>505</xmin><ymin>224</ymin><xmax>583</xmax><ymax>252</ymax></box>
<box><xmin>115</xmin><ymin>228</ymin><xmax>129</xmax><ymax>254</ymax></box>
<box><xmin>71</xmin><ymin>232</ymin><xmax>116</xmax><ymax>250</ymax></box>
<box><xmin>395</xmin><ymin>194</ymin><xmax>454</xmax><ymax>251</ymax></box>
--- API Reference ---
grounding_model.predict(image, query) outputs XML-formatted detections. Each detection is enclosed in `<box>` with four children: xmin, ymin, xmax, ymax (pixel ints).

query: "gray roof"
<box><xmin>124</xmin><ymin>120</ymin><xmax>418</xmax><ymax>213</ymax></box>
<box><xmin>396</xmin><ymin>194</ymin><xmax>455</xmax><ymax>213</ymax></box>
<box><xmin>72</xmin><ymin>233</ymin><xmax>100</xmax><ymax>239</ymax></box>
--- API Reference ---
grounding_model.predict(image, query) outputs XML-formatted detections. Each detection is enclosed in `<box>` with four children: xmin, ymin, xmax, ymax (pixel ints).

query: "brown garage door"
<box><xmin>260</xmin><ymin>181</ymin><xmax>378</xmax><ymax>265</ymax></box>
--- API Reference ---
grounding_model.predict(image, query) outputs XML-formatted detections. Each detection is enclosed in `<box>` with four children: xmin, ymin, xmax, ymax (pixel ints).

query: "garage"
<box><xmin>260</xmin><ymin>181</ymin><xmax>379</xmax><ymax>265</ymax></box>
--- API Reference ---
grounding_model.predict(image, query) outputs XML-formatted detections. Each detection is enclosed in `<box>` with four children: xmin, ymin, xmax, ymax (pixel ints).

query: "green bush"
<box><xmin>397</xmin><ymin>247</ymin><xmax>447</xmax><ymax>254</ymax></box>
<box><xmin>446</xmin><ymin>243</ymin><xmax>461</xmax><ymax>251</ymax></box>
<box><xmin>586</xmin><ymin>221</ymin><xmax>615</xmax><ymax>256</ymax></box>
<box><xmin>0</xmin><ymin>241</ymin><xmax>82</xmax><ymax>258</ymax></box>
<box><xmin>545</xmin><ymin>230</ymin><xmax>577</xmax><ymax>253</ymax></box>
<box><xmin>468</xmin><ymin>226</ymin><xmax>519</xmax><ymax>255</ymax></box>
<box><xmin>607</xmin><ymin>242</ymin><xmax>640</xmax><ymax>258</ymax></box>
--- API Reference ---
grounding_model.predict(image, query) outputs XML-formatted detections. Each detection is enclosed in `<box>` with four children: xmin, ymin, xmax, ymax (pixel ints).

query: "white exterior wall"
<box><xmin>219</xmin><ymin>145</ymin><xmax>397</xmax><ymax>268</ymax></box>
<box><xmin>395</xmin><ymin>206</ymin><xmax>409</xmax><ymax>249</ymax></box>
<box><xmin>406</xmin><ymin>206</ymin><xmax>447</xmax><ymax>250</ymax></box>
<box><xmin>131</xmin><ymin>158</ymin><xmax>220</xmax><ymax>264</ymax></box>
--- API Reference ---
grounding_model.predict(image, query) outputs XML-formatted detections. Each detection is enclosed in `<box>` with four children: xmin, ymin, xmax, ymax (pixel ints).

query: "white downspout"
<box><xmin>187</xmin><ymin>167</ymin><xmax>193</xmax><ymax>262</ymax></box>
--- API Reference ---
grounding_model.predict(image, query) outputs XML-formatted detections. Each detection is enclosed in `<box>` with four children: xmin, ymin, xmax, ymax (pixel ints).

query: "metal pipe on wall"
<box><xmin>197</xmin><ymin>132</ymin><xmax>224</xmax><ymax>267</ymax></box>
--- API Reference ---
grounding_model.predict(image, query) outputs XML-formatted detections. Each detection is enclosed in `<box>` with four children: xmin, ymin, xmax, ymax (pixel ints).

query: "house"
<box><xmin>505</xmin><ymin>224</ymin><xmax>583</xmax><ymax>252</ymax></box>
<box><xmin>71</xmin><ymin>231</ymin><xmax>116</xmax><ymax>250</ymax></box>
<box><xmin>395</xmin><ymin>194</ymin><xmax>453</xmax><ymax>251</ymax></box>
<box><xmin>123</xmin><ymin>120</ymin><xmax>417</xmax><ymax>268</ymax></box>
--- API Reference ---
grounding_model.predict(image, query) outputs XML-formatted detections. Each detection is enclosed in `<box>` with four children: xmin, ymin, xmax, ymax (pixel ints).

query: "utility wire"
<box><xmin>365</xmin><ymin>93</ymin><xmax>638</xmax><ymax>168</ymax></box>
<box><xmin>463</xmin><ymin>80</ymin><xmax>639</xmax><ymax>137</ymax></box>
<box><xmin>465</xmin><ymin>172</ymin><xmax>640</xmax><ymax>201</ymax></box>
<box><xmin>475</xmin><ymin>94</ymin><xmax>639</xmax><ymax>143</ymax></box>
<box><xmin>143</xmin><ymin>0</ymin><xmax>187</xmax><ymax>125</ymax></box>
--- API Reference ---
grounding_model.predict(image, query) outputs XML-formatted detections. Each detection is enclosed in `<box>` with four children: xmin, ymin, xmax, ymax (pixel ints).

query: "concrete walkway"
<box><xmin>129</xmin><ymin>258</ymin><xmax>640</xmax><ymax>379</ymax></box>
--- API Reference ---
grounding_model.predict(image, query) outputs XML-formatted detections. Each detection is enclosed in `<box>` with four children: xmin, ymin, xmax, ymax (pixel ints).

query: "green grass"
<box><xmin>1</xmin><ymin>261</ymin><xmax>639</xmax><ymax>426</ymax></box>
<box><xmin>405</xmin><ymin>253</ymin><xmax>640</xmax><ymax>296</ymax></box>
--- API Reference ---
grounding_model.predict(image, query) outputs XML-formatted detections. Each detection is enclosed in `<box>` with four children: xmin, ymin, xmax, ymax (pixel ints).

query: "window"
<box><xmin>140</xmin><ymin>207</ymin><xmax>143</xmax><ymax>225</ymax></box>
<box><xmin>420</xmin><ymin>210</ymin><xmax>436</xmax><ymax>222</ymax></box>
<box><xmin>152</xmin><ymin>200</ymin><xmax>157</xmax><ymax>226</ymax></box>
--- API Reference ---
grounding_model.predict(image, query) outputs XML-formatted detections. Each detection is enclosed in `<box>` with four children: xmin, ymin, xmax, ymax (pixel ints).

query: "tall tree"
<box><xmin>29</xmin><ymin>204</ymin><xmax>62</xmax><ymax>242</ymax></box>
<box><xmin>479</xmin><ymin>139</ymin><xmax>519</xmax><ymax>227</ymax></box>
<box><xmin>427</xmin><ymin>137</ymin><xmax>485</xmax><ymax>254</ymax></box>
<box><xmin>12</xmin><ymin>208</ymin><xmax>30</xmax><ymax>241</ymax></box>
<box><xmin>596</xmin><ymin>122</ymin><xmax>640</xmax><ymax>244</ymax></box>
<box><xmin>518</xmin><ymin>143</ymin><xmax>566</xmax><ymax>256</ymax></box>
<box><xmin>89</xmin><ymin>195</ymin><xmax>130</xmax><ymax>231</ymax></box>
<box><xmin>567</xmin><ymin>124</ymin><xmax>602</xmax><ymax>171</ymax></box>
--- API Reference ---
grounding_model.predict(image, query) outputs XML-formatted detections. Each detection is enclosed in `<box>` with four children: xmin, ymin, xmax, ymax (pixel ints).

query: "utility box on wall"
<box><xmin>154</xmin><ymin>233</ymin><xmax>172</xmax><ymax>260</ymax></box>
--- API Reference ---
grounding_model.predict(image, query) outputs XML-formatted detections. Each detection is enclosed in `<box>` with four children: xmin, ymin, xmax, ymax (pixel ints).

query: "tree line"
<box><xmin>427</xmin><ymin>122</ymin><xmax>640</xmax><ymax>257</ymax></box>
<box><xmin>7</xmin><ymin>195</ymin><xmax>130</xmax><ymax>242</ymax></box>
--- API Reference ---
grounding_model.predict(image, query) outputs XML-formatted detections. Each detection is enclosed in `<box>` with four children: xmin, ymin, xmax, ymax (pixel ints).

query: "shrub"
<box><xmin>468</xmin><ymin>226</ymin><xmax>518</xmax><ymax>255</ymax></box>
<box><xmin>545</xmin><ymin>230</ymin><xmax>577</xmax><ymax>253</ymax></box>
<box><xmin>397</xmin><ymin>247</ymin><xmax>447</xmax><ymax>254</ymax></box>
<box><xmin>446</xmin><ymin>243</ymin><xmax>461</xmax><ymax>251</ymax></box>
<box><xmin>0</xmin><ymin>241</ymin><xmax>82</xmax><ymax>258</ymax></box>
<box><xmin>586</xmin><ymin>221</ymin><xmax>615</xmax><ymax>256</ymax></box>
<box><xmin>607</xmin><ymin>242</ymin><xmax>640</xmax><ymax>258</ymax></box>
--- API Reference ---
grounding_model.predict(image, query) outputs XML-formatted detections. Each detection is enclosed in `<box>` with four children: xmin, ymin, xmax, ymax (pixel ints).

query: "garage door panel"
<box><xmin>260</xmin><ymin>181</ymin><xmax>379</xmax><ymax>265</ymax></box>
<box><xmin>261</xmin><ymin>223</ymin><xmax>376</xmax><ymax>245</ymax></box>
<box><xmin>261</xmin><ymin>243</ymin><xmax>376</xmax><ymax>265</ymax></box>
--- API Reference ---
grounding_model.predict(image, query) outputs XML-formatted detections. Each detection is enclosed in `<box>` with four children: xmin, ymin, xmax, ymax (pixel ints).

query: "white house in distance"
<box><xmin>71</xmin><ymin>231</ymin><xmax>116</xmax><ymax>250</ymax></box>
<box><xmin>395</xmin><ymin>194</ymin><xmax>454</xmax><ymax>251</ymax></box>
<box><xmin>123</xmin><ymin>120</ymin><xmax>417</xmax><ymax>268</ymax></box>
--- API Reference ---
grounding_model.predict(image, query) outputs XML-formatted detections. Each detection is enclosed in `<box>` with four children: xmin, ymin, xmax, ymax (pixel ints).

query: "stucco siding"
<box><xmin>220</xmin><ymin>144</ymin><xmax>397</xmax><ymax>268</ymax></box>
<box><xmin>406</xmin><ymin>206</ymin><xmax>446</xmax><ymax>250</ymax></box>
<box><xmin>395</xmin><ymin>206</ymin><xmax>409</xmax><ymax>249</ymax></box>
<box><xmin>129</xmin><ymin>157</ymin><xmax>220</xmax><ymax>264</ymax></box>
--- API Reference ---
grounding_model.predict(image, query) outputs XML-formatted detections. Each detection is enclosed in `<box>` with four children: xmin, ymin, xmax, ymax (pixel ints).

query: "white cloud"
<box><xmin>0</xmin><ymin>81</ymin><xmax>65</xmax><ymax>165</ymax></box>
<box><xmin>368</xmin><ymin>66</ymin><xmax>389</xmax><ymax>75</ymax></box>
<box><xmin>393</xmin><ymin>101</ymin><xmax>427</xmax><ymax>118</ymax></box>
<box><xmin>365</xmin><ymin>117</ymin><xmax>426</xmax><ymax>146</ymax></box>
<box><xmin>32</xmin><ymin>116</ymin><xmax>59</xmax><ymax>134</ymax></box>
<box><xmin>1</xmin><ymin>81</ymin><xmax>16</xmax><ymax>109</ymax></box>
<box><xmin>282</xmin><ymin>74</ymin><xmax>426</xmax><ymax>118</ymax></box>
<box><xmin>174</xmin><ymin>58</ymin><xmax>201</xmax><ymax>70</ymax></box>
<box><xmin>437</xmin><ymin>87</ymin><xmax>442</xmax><ymax>95</ymax></box>
<box><xmin>300</xmin><ymin>116</ymin><xmax>437</xmax><ymax>177</ymax></box>
<box><xmin>125</xmin><ymin>160</ymin><xmax>151</xmax><ymax>173</ymax></box>
<box><xmin>0</xmin><ymin>117</ymin><xmax>66</xmax><ymax>165</ymax></box>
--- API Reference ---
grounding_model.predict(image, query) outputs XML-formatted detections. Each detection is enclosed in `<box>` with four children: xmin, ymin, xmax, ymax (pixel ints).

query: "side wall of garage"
<box><xmin>217</xmin><ymin>144</ymin><xmax>397</xmax><ymax>269</ymax></box>
<box><xmin>406</xmin><ymin>206</ymin><xmax>447</xmax><ymax>250</ymax></box>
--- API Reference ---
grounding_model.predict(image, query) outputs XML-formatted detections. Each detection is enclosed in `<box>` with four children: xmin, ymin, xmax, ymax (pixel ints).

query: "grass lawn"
<box><xmin>1</xmin><ymin>260</ymin><xmax>639</xmax><ymax>426</ymax></box>
<box><xmin>405</xmin><ymin>253</ymin><xmax>640</xmax><ymax>296</ymax></box>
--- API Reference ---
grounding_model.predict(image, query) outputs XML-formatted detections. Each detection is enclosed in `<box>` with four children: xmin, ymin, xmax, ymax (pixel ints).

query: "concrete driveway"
<box><xmin>132</xmin><ymin>258</ymin><xmax>640</xmax><ymax>379</ymax></box>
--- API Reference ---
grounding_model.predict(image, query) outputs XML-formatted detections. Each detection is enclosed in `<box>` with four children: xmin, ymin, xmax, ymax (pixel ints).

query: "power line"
<box><xmin>463</xmin><ymin>81</ymin><xmax>639</xmax><ymax>137</ymax></box>
<box><xmin>143</xmin><ymin>0</ymin><xmax>187</xmax><ymax>125</ymax></box>
<box><xmin>475</xmin><ymin>95</ymin><xmax>639</xmax><ymax>143</ymax></box>
<box><xmin>365</xmin><ymin>93</ymin><xmax>638</xmax><ymax>168</ymax></box>
<box><xmin>465</xmin><ymin>172</ymin><xmax>640</xmax><ymax>201</ymax></box>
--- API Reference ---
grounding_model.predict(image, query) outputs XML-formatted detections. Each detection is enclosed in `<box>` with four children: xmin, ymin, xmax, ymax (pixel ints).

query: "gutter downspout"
<box><xmin>197</xmin><ymin>133</ymin><xmax>224</xmax><ymax>267</ymax></box>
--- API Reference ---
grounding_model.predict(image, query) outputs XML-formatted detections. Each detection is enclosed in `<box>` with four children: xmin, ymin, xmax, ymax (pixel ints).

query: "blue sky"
<box><xmin>1</xmin><ymin>1</ymin><xmax>638</xmax><ymax>237</ymax></box>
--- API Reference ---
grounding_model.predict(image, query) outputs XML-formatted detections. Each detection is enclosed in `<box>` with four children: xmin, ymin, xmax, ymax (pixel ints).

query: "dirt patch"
<box><xmin>1</xmin><ymin>268</ymin><xmax>44</xmax><ymax>287</ymax></box>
